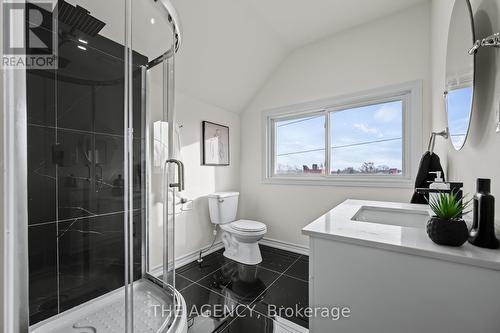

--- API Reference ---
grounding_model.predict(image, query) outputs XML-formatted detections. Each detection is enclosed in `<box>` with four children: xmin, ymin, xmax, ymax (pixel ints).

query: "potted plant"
<box><xmin>427</xmin><ymin>192</ymin><xmax>470</xmax><ymax>247</ymax></box>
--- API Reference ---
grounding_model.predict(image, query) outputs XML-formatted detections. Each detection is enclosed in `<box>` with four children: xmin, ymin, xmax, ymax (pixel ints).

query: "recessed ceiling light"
<box><xmin>150</xmin><ymin>18</ymin><xmax>155</xmax><ymax>25</ymax></box>
<box><xmin>77</xmin><ymin>45</ymin><xmax>87</xmax><ymax>51</ymax></box>
<box><xmin>78</xmin><ymin>38</ymin><xmax>88</xmax><ymax>44</ymax></box>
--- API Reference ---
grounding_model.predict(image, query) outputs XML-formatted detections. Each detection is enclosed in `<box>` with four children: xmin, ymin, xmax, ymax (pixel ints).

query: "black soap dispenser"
<box><xmin>468</xmin><ymin>178</ymin><xmax>499</xmax><ymax>249</ymax></box>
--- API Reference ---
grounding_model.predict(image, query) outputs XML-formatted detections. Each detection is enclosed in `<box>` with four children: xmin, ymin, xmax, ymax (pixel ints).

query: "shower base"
<box><xmin>30</xmin><ymin>278</ymin><xmax>187</xmax><ymax>333</ymax></box>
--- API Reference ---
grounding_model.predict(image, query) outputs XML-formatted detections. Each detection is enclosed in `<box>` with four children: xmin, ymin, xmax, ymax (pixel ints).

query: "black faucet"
<box><xmin>415</xmin><ymin>182</ymin><xmax>464</xmax><ymax>203</ymax></box>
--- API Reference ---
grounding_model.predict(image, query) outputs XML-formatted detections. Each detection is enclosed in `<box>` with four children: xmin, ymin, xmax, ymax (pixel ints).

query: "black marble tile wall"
<box><xmin>27</xmin><ymin>32</ymin><xmax>147</xmax><ymax>324</ymax></box>
<box><xmin>27</xmin><ymin>125</ymin><xmax>57</xmax><ymax>225</ymax></box>
<box><xmin>28</xmin><ymin>222</ymin><xmax>58</xmax><ymax>324</ymax></box>
<box><xmin>57</xmin><ymin>211</ymin><xmax>142</xmax><ymax>312</ymax></box>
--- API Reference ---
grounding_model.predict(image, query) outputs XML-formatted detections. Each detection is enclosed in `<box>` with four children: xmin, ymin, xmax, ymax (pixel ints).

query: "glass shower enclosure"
<box><xmin>2</xmin><ymin>0</ymin><xmax>185</xmax><ymax>332</ymax></box>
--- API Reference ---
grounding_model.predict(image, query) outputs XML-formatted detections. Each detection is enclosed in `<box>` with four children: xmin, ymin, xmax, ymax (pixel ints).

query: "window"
<box><xmin>263</xmin><ymin>81</ymin><xmax>422</xmax><ymax>187</ymax></box>
<box><xmin>330</xmin><ymin>100</ymin><xmax>403</xmax><ymax>176</ymax></box>
<box><xmin>275</xmin><ymin>114</ymin><xmax>325</xmax><ymax>175</ymax></box>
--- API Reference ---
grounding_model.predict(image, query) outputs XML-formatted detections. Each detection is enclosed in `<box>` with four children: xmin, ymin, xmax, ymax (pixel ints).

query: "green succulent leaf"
<box><xmin>427</xmin><ymin>191</ymin><xmax>470</xmax><ymax>220</ymax></box>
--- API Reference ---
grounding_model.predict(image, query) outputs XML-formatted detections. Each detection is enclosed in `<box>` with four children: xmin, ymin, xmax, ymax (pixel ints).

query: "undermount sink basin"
<box><xmin>352</xmin><ymin>206</ymin><xmax>431</xmax><ymax>229</ymax></box>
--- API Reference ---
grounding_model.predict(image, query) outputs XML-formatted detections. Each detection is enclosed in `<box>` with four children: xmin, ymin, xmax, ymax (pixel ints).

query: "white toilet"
<box><xmin>208</xmin><ymin>192</ymin><xmax>267</xmax><ymax>265</ymax></box>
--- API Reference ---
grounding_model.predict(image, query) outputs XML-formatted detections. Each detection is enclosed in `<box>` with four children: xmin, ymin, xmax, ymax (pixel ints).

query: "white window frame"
<box><xmin>262</xmin><ymin>81</ymin><xmax>423</xmax><ymax>188</ymax></box>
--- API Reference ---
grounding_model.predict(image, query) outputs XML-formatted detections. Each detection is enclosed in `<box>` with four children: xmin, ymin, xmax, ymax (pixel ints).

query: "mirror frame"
<box><xmin>444</xmin><ymin>0</ymin><xmax>476</xmax><ymax>151</ymax></box>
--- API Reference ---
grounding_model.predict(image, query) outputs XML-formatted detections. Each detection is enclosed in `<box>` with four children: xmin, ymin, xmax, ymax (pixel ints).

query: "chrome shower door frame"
<box><xmin>2</xmin><ymin>1</ymin><xmax>29</xmax><ymax>331</ymax></box>
<box><xmin>2</xmin><ymin>0</ymin><xmax>183</xmax><ymax>331</ymax></box>
<box><xmin>2</xmin><ymin>52</ymin><xmax>30</xmax><ymax>333</ymax></box>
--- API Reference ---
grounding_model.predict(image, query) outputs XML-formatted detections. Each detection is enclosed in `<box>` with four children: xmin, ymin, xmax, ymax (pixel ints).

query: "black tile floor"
<box><xmin>176</xmin><ymin>245</ymin><xmax>309</xmax><ymax>333</ymax></box>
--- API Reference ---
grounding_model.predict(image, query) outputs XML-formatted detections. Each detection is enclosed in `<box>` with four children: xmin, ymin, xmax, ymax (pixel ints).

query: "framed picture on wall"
<box><xmin>202</xmin><ymin>121</ymin><xmax>230</xmax><ymax>166</ymax></box>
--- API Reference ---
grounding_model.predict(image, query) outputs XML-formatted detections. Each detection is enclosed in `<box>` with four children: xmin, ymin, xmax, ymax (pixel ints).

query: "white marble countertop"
<box><xmin>302</xmin><ymin>199</ymin><xmax>500</xmax><ymax>271</ymax></box>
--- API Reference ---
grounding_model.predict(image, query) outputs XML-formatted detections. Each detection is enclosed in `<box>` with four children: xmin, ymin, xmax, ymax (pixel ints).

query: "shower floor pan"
<box><xmin>30</xmin><ymin>278</ymin><xmax>187</xmax><ymax>333</ymax></box>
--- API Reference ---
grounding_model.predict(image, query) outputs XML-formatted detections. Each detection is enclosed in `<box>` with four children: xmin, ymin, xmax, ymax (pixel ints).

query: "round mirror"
<box><xmin>445</xmin><ymin>0</ymin><xmax>475</xmax><ymax>150</ymax></box>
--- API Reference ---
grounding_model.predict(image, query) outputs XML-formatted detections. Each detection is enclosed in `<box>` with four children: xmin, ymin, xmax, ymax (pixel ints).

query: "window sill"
<box><xmin>262</xmin><ymin>176</ymin><xmax>415</xmax><ymax>189</ymax></box>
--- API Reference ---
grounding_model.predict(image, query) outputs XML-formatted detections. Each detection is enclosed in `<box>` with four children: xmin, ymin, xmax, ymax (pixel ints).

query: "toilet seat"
<box><xmin>220</xmin><ymin>220</ymin><xmax>267</xmax><ymax>237</ymax></box>
<box><xmin>230</xmin><ymin>220</ymin><xmax>266</xmax><ymax>232</ymax></box>
<box><xmin>220</xmin><ymin>219</ymin><xmax>267</xmax><ymax>265</ymax></box>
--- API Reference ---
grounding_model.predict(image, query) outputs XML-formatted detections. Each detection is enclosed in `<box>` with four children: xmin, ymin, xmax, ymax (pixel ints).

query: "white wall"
<box><xmin>147</xmin><ymin>79</ymin><xmax>241</xmax><ymax>268</ymax></box>
<box><xmin>432</xmin><ymin>0</ymin><xmax>500</xmax><ymax>215</ymax></box>
<box><xmin>240</xmin><ymin>2</ymin><xmax>432</xmax><ymax>247</ymax></box>
<box><xmin>173</xmin><ymin>91</ymin><xmax>240</xmax><ymax>259</ymax></box>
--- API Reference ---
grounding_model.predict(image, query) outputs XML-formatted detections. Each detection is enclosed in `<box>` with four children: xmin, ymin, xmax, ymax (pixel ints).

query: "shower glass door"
<box><xmin>26</xmin><ymin>0</ymin><xmax>133</xmax><ymax>326</ymax></box>
<box><xmin>134</xmin><ymin>0</ymin><xmax>178</xmax><ymax>310</ymax></box>
<box><xmin>25</xmin><ymin>0</ymin><xmax>179</xmax><ymax>330</ymax></box>
<box><xmin>130</xmin><ymin>0</ymin><xmax>179</xmax><ymax>329</ymax></box>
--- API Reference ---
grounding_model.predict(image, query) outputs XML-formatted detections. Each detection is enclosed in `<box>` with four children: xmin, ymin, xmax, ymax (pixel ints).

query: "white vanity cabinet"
<box><xmin>303</xmin><ymin>200</ymin><xmax>500</xmax><ymax>333</ymax></box>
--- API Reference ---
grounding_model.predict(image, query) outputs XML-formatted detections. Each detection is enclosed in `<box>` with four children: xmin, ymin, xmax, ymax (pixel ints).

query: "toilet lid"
<box><xmin>230</xmin><ymin>220</ymin><xmax>266</xmax><ymax>232</ymax></box>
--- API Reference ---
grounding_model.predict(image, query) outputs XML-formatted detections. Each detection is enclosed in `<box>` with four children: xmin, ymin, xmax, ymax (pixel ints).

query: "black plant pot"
<box><xmin>426</xmin><ymin>217</ymin><xmax>469</xmax><ymax>247</ymax></box>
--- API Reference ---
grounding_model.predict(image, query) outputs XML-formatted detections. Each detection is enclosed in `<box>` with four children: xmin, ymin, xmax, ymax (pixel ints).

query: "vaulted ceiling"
<box><xmin>172</xmin><ymin>0</ymin><xmax>428</xmax><ymax>113</ymax></box>
<box><xmin>70</xmin><ymin>0</ymin><xmax>428</xmax><ymax>113</ymax></box>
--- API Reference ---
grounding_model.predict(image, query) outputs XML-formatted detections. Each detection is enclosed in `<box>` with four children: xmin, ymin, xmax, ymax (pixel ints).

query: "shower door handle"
<box><xmin>162</xmin><ymin>158</ymin><xmax>185</xmax><ymax>219</ymax></box>
<box><xmin>165</xmin><ymin>159</ymin><xmax>185</xmax><ymax>191</ymax></box>
<box><xmin>162</xmin><ymin>159</ymin><xmax>185</xmax><ymax>287</ymax></box>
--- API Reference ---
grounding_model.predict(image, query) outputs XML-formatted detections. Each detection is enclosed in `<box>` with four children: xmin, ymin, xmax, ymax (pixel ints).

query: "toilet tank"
<box><xmin>208</xmin><ymin>192</ymin><xmax>239</xmax><ymax>224</ymax></box>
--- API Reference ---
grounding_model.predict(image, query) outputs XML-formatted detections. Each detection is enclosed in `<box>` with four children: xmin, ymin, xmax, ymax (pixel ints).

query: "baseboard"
<box><xmin>149</xmin><ymin>238</ymin><xmax>308</xmax><ymax>277</ymax></box>
<box><xmin>149</xmin><ymin>242</ymin><xmax>224</xmax><ymax>277</ymax></box>
<box><xmin>260</xmin><ymin>237</ymin><xmax>309</xmax><ymax>256</ymax></box>
<box><xmin>176</xmin><ymin>242</ymin><xmax>224</xmax><ymax>268</ymax></box>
